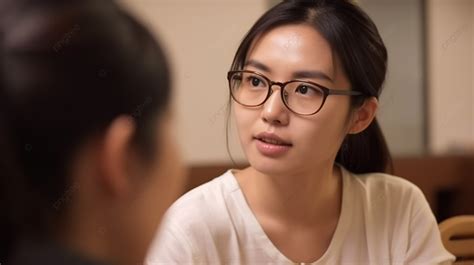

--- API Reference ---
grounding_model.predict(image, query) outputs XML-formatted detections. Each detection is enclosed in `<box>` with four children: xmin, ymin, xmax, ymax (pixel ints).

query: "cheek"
<box><xmin>293</xmin><ymin>105</ymin><xmax>350</xmax><ymax>154</ymax></box>
<box><xmin>141</xmin><ymin>124</ymin><xmax>186</xmax><ymax>224</ymax></box>
<box><xmin>233</xmin><ymin>104</ymin><xmax>258</xmax><ymax>140</ymax></box>
<box><xmin>123</xmin><ymin>118</ymin><xmax>187</xmax><ymax>260</ymax></box>
<box><xmin>152</xmin><ymin>128</ymin><xmax>186</xmax><ymax>207</ymax></box>
<box><xmin>318</xmin><ymin>97</ymin><xmax>352</xmax><ymax>131</ymax></box>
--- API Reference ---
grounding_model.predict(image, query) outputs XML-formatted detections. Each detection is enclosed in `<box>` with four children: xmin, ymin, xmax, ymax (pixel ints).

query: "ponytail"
<box><xmin>336</xmin><ymin>118</ymin><xmax>393</xmax><ymax>174</ymax></box>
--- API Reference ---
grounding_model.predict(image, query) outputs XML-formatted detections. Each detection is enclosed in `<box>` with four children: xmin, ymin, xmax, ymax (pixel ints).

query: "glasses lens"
<box><xmin>284</xmin><ymin>81</ymin><xmax>324</xmax><ymax>115</ymax></box>
<box><xmin>229</xmin><ymin>72</ymin><xmax>269</xmax><ymax>106</ymax></box>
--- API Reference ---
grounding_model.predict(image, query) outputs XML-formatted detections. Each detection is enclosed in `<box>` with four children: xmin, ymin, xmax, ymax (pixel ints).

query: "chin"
<box><xmin>246</xmin><ymin>151</ymin><xmax>293</xmax><ymax>177</ymax></box>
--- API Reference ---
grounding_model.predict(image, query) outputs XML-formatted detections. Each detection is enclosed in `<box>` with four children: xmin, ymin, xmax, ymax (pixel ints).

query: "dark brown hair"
<box><xmin>228</xmin><ymin>0</ymin><xmax>392</xmax><ymax>173</ymax></box>
<box><xmin>0</xmin><ymin>0</ymin><xmax>171</xmax><ymax>260</ymax></box>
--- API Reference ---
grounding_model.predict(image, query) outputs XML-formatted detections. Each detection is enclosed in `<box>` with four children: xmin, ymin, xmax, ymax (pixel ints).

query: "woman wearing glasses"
<box><xmin>1</xmin><ymin>0</ymin><xmax>185</xmax><ymax>264</ymax></box>
<box><xmin>148</xmin><ymin>0</ymin><xmax>454</xmax><ymax>264</ymax></box>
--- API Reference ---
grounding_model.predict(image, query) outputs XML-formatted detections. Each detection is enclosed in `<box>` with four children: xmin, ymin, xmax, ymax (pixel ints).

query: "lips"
<box><xmin>254</xmin><ymin>132</ymin><xmax>292</xmax><ymax>146</ymax></box>
<box><xmin>254</xmin><ymin>132</ymin><xmax>292</xmax><ymax>157</ymax></box>
<box><xmin>254</xmin><ymin>132</ymin><xmax>293</xmax><ymax>158</ymax></box>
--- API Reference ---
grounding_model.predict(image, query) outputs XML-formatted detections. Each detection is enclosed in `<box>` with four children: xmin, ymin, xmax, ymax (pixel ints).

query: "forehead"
<box><xmin>245</xmin><ymin>24</ymin><xmax>335</xmax><ymax>77</ymax></box>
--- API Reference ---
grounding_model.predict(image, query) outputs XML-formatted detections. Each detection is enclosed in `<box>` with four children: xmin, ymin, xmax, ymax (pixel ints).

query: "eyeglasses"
<box><xmin>227</xmin><ymin>70</ymin><xmax>365</xmax><ymax>115</ymax></box>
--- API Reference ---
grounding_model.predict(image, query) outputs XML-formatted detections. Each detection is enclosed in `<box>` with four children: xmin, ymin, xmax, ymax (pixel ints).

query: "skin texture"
<box><xmin>233</xmin><ymin>24</ymin><xmax>378</xmax><ymax>262</ymax></box>
<box><xmin>58</xmin><ymin>113</ymin><xmax>186</xmax><ymax>265</ymax></box>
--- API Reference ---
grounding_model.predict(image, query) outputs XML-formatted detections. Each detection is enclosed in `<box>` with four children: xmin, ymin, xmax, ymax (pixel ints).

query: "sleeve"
<box><xmin>145</xmin><ymin>219</ymin><xmax>202</xmax><ymax>265</ymax></box>
<box><xmin>404</xmin><ymin>186</ymin><xmax>456</xmax><ymax>265</ymax></box>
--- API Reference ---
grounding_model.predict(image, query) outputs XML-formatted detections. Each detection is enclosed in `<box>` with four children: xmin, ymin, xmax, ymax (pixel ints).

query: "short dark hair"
<box><xmin>0</xmin><ymin>0</ymin><xmax>171</xmax><ymax>259</ymax></box>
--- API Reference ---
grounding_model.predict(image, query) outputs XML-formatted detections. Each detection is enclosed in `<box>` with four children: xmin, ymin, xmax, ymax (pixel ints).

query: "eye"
<box><xmin>252</xmin><ymin>78</ymin><xmax>260</xmax><ymax>86</ymax></box>
<box><xmin>295</xmin><ymin>85</ymin><xmax>311</xmax><ymax>94</ymax></box>
<box><xmin>293</xmin><ymin>83</ymin><xmax>322</xmax><ymax>97</ymax></box>
<box><xmin>250</xmin><ymin>76</ymin><xmax>263</xmax><ymax>87</ymax></box>
<box><xmin>243</xmin><ymin>73</ymin><xmax>267</xmax><ymax>88</ymax></box>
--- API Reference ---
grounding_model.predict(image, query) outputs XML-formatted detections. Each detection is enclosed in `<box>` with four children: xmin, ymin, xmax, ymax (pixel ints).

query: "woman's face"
<box><xmin>233</xmin><ymin>24</ymin><xmax>353</xmax><ymax>176</ymax></box>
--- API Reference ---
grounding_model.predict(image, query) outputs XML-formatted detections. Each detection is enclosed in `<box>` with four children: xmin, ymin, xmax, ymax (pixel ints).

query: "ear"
<box><xmin>348</xmin><ymin>97</ymin><xmax>378</xmax><ymax>134</ymax></box>
<box><xmin>98</xmin><ymin>116</ymin><xmax>137</xmax><ymax>197</ymax></box>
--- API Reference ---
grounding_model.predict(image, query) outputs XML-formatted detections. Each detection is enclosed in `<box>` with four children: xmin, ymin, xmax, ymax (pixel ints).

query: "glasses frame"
<box><xmin>227</xmin><ymin>70</ymin><xmax>365</xmax><ymax>116</ymax></box>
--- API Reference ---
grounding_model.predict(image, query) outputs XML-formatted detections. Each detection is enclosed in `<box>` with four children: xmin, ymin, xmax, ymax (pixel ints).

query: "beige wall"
<box><xmin>427</xmin><ymin>0</ymin><xmax>474</xmax><ymax>154</ymax></box>
<box><xmin>360</xmin><ymin>0</ymin><xmax>426</xmax><ymax>155</ymax></box>
<box><xmin>120</xmin><ymin>0</ymin><xmax>473</xmax><ymax>164</ymax></box>
<box><xmin>119</xmin><ymin>0</ymin><xmax>265</xmax><ymax>164</ymax></box>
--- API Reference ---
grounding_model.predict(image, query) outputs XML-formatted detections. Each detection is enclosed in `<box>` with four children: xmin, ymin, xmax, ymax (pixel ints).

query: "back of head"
<box><xmin>0</xmin><ymin>0</ymin><xmax>171</xmax><ymax>260</ymax></box>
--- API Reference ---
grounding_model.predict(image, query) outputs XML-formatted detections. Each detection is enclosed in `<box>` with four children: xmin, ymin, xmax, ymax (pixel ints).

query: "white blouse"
<box><xmin>147</xmin><ymin>167</ymin><xmax>455</xmax><ymax>265</ymax></box>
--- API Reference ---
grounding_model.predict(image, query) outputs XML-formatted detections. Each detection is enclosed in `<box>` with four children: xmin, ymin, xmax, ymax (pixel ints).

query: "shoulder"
<box><xmin>147</xmin><ymin>170</ymin><xmax>240</xmax><ymax>263</ymax></box>
<box><xmin>344</xmin><ymin>169</ymin><xmax>429</xmax><ymax>216</ymax></box>
<box><xmin>348</xmin><ymin>170</ymin><xmax>425</xmax><ymax>200</ymax></box>
<box><xmin>159</xmin><ymin>169</ymin><xmax>239</xmax><ymax>234</ymax></box>
<box><xmin>167</xmin><ymin>169</ymin><xmax>237</xmax><ymax>215</ymax></box>
<box><xmin>342</xmin><ymin>170</ymin><xmax>455</xmax><ymax>263</ymax></box>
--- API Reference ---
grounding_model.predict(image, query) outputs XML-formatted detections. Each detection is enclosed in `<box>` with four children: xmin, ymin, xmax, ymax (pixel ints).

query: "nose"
<box><xmin>261</xmin><ymin>84</ymin><xmax>289</xmax><ymax>126</ymax></box>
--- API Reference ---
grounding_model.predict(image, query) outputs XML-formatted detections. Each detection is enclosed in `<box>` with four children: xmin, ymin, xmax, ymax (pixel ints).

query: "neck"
<box><xmin>238</xmin><ymin>162</ymin><xmax>342</xmax><ymax>226</ymax></box>
<box><xmin>56</xmin><ymin>209</ymin><xmax>112</xmax><ymax>265</ymax></box>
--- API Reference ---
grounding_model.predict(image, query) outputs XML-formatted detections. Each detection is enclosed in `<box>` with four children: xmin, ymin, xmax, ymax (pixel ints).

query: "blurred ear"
<box><xmin>98</xmin><ymin>116</ymin><xmax>137</xmax><ymax>197</ymax></box>
<box><xmin>348</xmin><ymin>97</ymin><xmax>378</xmax><ymax>134</ymax></box>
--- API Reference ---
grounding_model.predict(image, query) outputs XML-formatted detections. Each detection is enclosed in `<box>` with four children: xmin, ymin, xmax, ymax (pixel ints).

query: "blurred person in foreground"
<box><xmin>0</xmin><ymin>1</ymin><xmax>186</xmax><ymax>264</ymax></box>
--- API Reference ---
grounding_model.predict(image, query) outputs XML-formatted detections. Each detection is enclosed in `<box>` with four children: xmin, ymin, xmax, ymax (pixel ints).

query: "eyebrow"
<box><xmin>244</xmin><ymin>59</ymin><xmax>333</xmax><ymax>83</ymax></box>
<box><xmin>292</xmin><ymin>70</ymin><xmax>333</xmax><ymax>83</ymax></box>
<box><xmin>244</xmin><ymin>59</ymin><xmax>271</xmax><ymax>73</ymax></box>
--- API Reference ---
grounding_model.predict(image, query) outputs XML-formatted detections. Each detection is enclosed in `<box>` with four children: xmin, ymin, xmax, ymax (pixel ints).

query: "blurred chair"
<box><xmin>439</xmin><ymin>215</ymin><xmax>474</xmax><ymax>264</ymax></box>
